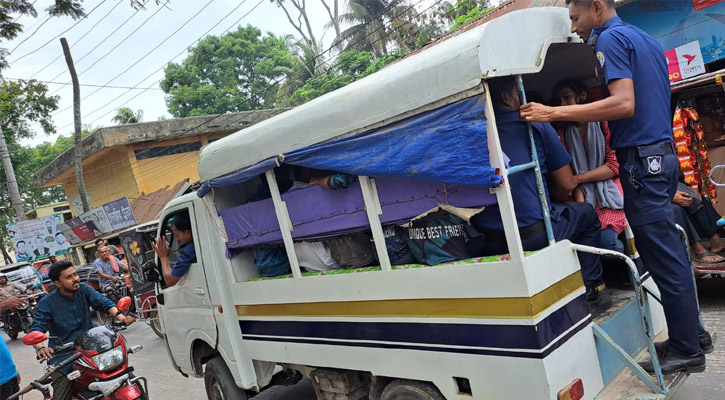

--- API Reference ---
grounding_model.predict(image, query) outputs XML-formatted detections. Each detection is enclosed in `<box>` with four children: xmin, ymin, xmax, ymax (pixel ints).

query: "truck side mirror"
<box><xmin>143</xmin><ymin>260</ymin><xmax>161</xmax><ymax>283</ymax></box>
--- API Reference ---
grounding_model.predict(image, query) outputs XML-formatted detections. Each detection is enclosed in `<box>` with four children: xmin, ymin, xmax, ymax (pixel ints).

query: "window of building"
<box><xmin>134</xmin><ymin>142</ymin><xmax>202</xmax><ymax>160</ymax></box>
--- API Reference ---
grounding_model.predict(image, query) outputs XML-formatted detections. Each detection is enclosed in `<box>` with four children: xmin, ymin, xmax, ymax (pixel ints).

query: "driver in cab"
<box><xmin>151</xmin><ymin>212</ymin><xmax>195</xmax><ymax>287</ymax></box>
<box><xmin>30</xmin><ymin>260</ymin><xmax>134</xmax><ymax>400</ymax></box>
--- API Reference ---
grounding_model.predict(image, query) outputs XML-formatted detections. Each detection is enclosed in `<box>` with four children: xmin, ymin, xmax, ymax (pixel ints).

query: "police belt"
<box><xmin>481</xmin><ymin>220</ymin><xmax>546</xmax><ymax>242</ymax></box>
<box><xmin>615</xmin><ymin>142</ymin><xmax>674</xmax><ymax>165</ymax></box>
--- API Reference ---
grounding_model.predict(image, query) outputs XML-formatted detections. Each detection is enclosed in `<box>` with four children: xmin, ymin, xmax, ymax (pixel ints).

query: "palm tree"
<box><xmin>332</xmin><ymin>0</ymin><xmax>409</xmax><ymax>57</ymax></box>
<box><xmin>112</xmin><ymin>107</ymin><xmax>144</xmax><ymax>125</ymax></box>
<box><xmin>275</xmin><ymin>39</ymin><xmax>323</xmax><ymax>107</ymax></box>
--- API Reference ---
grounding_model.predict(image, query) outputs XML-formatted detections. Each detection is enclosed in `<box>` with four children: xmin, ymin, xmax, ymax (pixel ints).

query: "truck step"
<box><xmin>595</xmin><ymin>332</ymin><xmax>688</xmax><ymax>400</ymax></box>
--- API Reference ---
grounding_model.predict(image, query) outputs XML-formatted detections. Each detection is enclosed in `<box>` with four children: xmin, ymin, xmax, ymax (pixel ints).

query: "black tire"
<box><xmin>7</xmin><ymin>330</ymin><xmax>18</xmax><ymax>340</ymax></box>
<box><xmin>381</xmin><ymin>379</ymin><xmax>446</xmax><ymax>400</ymax></box>
<box><xmin>204</xmin><ymin>357</ymin><xmax>248</xmax><ymax>400</ymax></box>
<box><xmin>148</xmin><ymin>310</ymin><xmax>164</xmax><ymax>339</ymax></box>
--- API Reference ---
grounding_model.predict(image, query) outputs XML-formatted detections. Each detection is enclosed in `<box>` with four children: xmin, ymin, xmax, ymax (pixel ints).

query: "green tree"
<box><xmin>289</xmin><ymin>49</ymin><xmax>406</xmax><ymax>105</ymax></box>
<box><xmin>112</xmin><ymin>107</ymin><xmax>144</xmax><ymax>124</ymax></box>
<box><xmin>0</xmin><ymin>1</ymin><xmax>164</xmax><ymax>72</ymax></box>
<box><xmin>332</xmin><ymin>0</ymin><xmax>409</xmax><ymax>57</ymax></box>
<box><xmin>160</xmin><ymin>25</ymin><xmax>295</xmax><ymax>117</ymax></box>
<box><xmin>0</xmin><ymin>79</ymin><xmax>59</xmax><ymax>221</ymax></box>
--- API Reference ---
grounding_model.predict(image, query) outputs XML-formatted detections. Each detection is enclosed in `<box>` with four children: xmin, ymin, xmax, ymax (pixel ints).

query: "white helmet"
<box><xmin>0</xmin><ymin>272</ymin><xmax>6</xmax><ymax>280</ymax></box>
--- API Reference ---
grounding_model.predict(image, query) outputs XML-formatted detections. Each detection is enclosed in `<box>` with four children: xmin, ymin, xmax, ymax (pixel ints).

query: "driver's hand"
<box><xmin>112</xmin><ymin>276</ymin><xmax>119</xmax><ymax>283</ymax></box>
<box><xmin>151</xmin><ymin>237</ymin><xmax>170</xmax><ymax>259</ymax></box>
<box><xmin>36</xmin><ymin>347</ymin><xmax>54</xmax><ymax>360</ymax></box>
<box><xmin>121</xmin><ymin>315</ymin><xmax>134</xmax><ymax>326</ymax></box>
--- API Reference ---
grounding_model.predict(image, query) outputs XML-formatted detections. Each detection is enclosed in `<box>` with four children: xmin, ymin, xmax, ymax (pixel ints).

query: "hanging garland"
<box><xmin>673</xmin><ymin>107</ymin><xmax>718</xmax><ymax>202</ymax></box>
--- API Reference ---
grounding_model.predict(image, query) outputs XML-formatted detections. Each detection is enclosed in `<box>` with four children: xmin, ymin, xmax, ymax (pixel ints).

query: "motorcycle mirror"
<box><xmin>117</xmin><ymin>297</ymin><xmax>132</xmax><ymax>311</ymax></box>
<box><xmin>22</xmin><ymin>331</ymin><xmax>47</xmax><ymax>345</ymax></box>
<box><xmin>66</xmin><ymin>370</ymin><xmax>82</xmax><ymax>381</ymax></box>
<box><xmin>116</xmin><ymin>254</ymin><xmax>125</xmax><ymax>260</ymax></box>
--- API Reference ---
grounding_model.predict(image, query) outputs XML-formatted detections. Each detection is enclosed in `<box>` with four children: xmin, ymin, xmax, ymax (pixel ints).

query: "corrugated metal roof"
<box><xmin>130</xmin><ymin>179</ymin><xmax>190</xmax><ymax>224</ymax></box>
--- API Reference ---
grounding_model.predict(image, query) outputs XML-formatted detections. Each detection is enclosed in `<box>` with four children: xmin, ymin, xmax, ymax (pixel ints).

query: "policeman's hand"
<box><xmin>151</xmin><ymin>237</ymin><xmax>169</xmax><ymax>259</ymax></box>
<box><xmin>36</xmin><ymin>346</ymin><xmax>54</xmax><ymax>360</ymax></box>
<box><xmin>673</xmin><ymin>191</ymin><xmax>693</xmax><ymax>207</ymax></box>
<box><xmin>520</xmin><ymin>102</ymin><xmax>556</xmax><ymax>123</ymax></box>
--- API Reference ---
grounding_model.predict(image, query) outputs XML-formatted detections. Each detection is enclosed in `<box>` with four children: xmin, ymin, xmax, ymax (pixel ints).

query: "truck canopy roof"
<box><xmin>197</xmin><ymin>7</ymin><xmax>578</xmax><ymax>183</ymax></box>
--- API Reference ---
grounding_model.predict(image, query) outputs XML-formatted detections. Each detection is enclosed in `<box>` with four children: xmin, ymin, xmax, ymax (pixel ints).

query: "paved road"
<box><xmin>5</xmin><ymin>277</ymin><xmax>724</xmax><ymax>399</ymax></box>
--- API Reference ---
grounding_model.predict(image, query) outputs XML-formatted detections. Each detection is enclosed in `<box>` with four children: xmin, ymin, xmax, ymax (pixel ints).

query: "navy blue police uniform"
<box><xmin>471</xmin><ymin>109</ymin><xmax>604</xmax><ymax>288</ymax></box>
<box><xmin>591</xmin><ymin>17</ymin><xmax>702</xmax><ymax>357</ymax></box>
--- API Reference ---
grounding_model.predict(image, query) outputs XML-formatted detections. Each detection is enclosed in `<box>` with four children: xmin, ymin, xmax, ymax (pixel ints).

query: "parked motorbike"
<box><xmin>14</xmin><ymin>297</ymin><xmax>148</xmax><ymax>400</ymax></box>
<box><xmin>2</xmin><ymin>295</ymin><xmax>36</xmax><ymax>340</ymax></box>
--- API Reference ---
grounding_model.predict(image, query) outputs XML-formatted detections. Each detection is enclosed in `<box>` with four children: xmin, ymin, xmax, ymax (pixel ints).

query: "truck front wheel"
<box><xmin>204</xmin><ymin>357</ymin><xmax>248</xmax><ymax>400</ymax></box>
<box><xmin>380</xmin><ymin>379</ymin><xmax>445</xmax><ymax>400</ymax></box>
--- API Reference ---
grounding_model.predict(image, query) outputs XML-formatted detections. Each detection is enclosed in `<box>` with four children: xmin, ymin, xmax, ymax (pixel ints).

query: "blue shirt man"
<box><xmin>152</xmin><ymin>212</ymin><xmax>195</xmax><ymax>287</ymax></box>
<box><xmin>93</xmin><ymin>251</ymin><xmax>123</xmax><ymax>288</ymax></box>
<box><xmin>30</xmin><ymin>261</ymin><xmax>134</xmax><ymax>400</ymax></box>
<box><xmin>173</xmin><ymin>242</ymin><xmax>196</xmax><ymax>278</ymax></box>
<box><xmin>471</xmin><ymin>78</ymin><xmax>607</xmax><ymax>312</ymax></box>
<box><xmin>519</xmin><ymin>0</ymin><xmax>707</xmax><ymax>374</ymax></box>
<box><xmin>472</xmin><ymin>110</ymin><xmax>571</xmax><ymax>231</ymax></box>
<box><xmin>0</xmin><ymin>296</ymin><xmax>24</xmax><ymax>399</ymax></box>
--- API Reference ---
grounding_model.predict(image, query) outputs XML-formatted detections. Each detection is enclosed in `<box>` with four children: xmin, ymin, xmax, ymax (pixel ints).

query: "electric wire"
<box><xmin>10</xmin><ymin>0</ymin><xmax>109</xmax><ymax>63</ymax></box>
<box><xmin>3</xmin><ymin>77</ymin><xmax>164</xmax><ymax>90</ymax></box>
<box><xmin>66</xmin><ymin>0</ymin><xmax>258</xmax><ymax>126</ymax></box>
<box><xmin>28</xmin><ymin>0</ymin><xmax>124</xmax><ymax>79</ymax></box>
<box><xmin>52</xmin><ymin>0</ymin><xmax>216</xmax><ymax>115</ymax></box>
<box><xmin>47</xmin><ymin>2</ymin><xmax>166</xmax><ymax>93</ymax></box>
<box><xmin>9</xmin><ymin>15</ymin><xmax>51</xmax><ymax>54</ymax></box>
<box><xmin>83</xmin><ymin>0</ymin><xmax>411</xmax><ymax>127</ymax></box>
<box><xmin>51</xmin><ymin>0</ymin><xmax>447</xmax><ymax>182</ymax></box>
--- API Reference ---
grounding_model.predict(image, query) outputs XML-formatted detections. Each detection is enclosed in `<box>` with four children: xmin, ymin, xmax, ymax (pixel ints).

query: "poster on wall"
<box><xmin>665</xmin><ymin>41</ymin><xmax>706</xmax><ymax>82</ymax></box>
<box><xmin>103</xmin><ymin>198</ymin><xmax>137</xmax><ymax>231</ymax></box>
<box><xmin>6</xmin><ymin>213</ymin><xmax>72</xmax><ymax>262</ymax></box>
<box><xmin>619</xmin><ymin>0</ymin><xmax>724</xmax><ymax>65</ymax></box>
<box><xmin>59</xmin><ymin>197</ymin><xmax>137</xmax><ymax>245</ymax></box>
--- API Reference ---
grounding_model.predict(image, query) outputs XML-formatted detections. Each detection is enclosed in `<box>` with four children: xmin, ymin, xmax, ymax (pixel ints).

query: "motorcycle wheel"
<box><xmin>204</xmin><ymin>357</ymin><xmax>248</xmax><ymax>400</ymax></box>
<box><xmin>7</xmin><ymin>329</ymin><xmax>18</xmax><ymax>340</ymax></box>
<box><xmin>148</xmin><ymin>310</ymin><xmax>164</xmax><ymax>339</ymax></box>
<box><xmin>23</xmin><ymin>316</ymin><xmax>33</xmax><ymax>333</ymax></box>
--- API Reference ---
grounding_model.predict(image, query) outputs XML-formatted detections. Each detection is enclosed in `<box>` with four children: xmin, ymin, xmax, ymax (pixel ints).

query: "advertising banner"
<box><xmin>59</xmin><ymin>197</ymin><xmax>138</xmax><ymax>245</ymax></box>
<box><xmin>665</xmin><ymin>41</ymin><xmax>706</xmax><ymax>83</ymax></box>
<box><xmin>6</xmin><ymin>214</ymin><xmax>71</xmax><ymax>262</ymax></box>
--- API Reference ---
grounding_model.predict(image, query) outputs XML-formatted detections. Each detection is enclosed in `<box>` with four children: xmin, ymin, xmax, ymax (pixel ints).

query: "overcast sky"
<box><xmin>5</xmin><ymin>0</ymin><xmax>496</xmax><ymax>147</ymax></box>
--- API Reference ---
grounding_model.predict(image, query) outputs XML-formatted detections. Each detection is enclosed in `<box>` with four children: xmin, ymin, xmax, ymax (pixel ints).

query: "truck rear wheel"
<box><xmin>380</xmin><ymin>379</ymin><xmax>445</xmax><ymax>400</ymax></box>
<box><xmin>204</xmin><ymin>357</ymin><xmax>248</xmax><ymax>400</ymax></box>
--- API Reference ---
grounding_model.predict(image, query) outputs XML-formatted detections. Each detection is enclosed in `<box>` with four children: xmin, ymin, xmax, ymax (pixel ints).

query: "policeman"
<box><xmin>519</xmin><ymin>0</ymin><xmax>710</xmax><ymax>374</ymax></box>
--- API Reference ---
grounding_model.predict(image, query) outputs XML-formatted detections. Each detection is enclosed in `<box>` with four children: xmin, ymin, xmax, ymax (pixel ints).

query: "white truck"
<box><xmin>150</xmin><ymin>8</ymin><xmax>690</xmax><ymax>400</ymax></box>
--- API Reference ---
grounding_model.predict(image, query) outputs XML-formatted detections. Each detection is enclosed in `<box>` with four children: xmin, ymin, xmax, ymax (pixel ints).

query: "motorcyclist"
<box><xmin>30</xmin><ymin>260</ymin><xmax>134</xmax><ymax>400</ymax></box>
<box><xmin>0</xmin><ymin>273</ymin><xmax>29</xmax><ymax>330</ymax></box>
<box><xmin>93</xmin><ymin>245</ymin><xmax>129</xmax><ymax>298</ymax></box>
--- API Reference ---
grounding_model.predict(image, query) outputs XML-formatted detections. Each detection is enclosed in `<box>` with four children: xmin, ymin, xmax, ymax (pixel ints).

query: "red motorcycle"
<box><xmin>12</xmin><ymin>297</ymin><xmax>148</xmax><ymax>400</ymax></box>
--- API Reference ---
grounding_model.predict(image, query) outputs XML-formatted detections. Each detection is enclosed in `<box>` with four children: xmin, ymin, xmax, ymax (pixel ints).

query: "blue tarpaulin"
<box><xmin>198</xmin><ymin>95</ymin><xmax>500</xmax><ymax>197</ymax></box>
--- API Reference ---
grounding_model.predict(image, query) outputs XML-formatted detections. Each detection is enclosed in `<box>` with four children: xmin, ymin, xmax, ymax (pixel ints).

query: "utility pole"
<box><xmin>61</xmin><ymin>37</ymin><xmax>91</xmax><ymax>213</ymax></box>
<box><xmin>0</xmin><ymin>129</ymin><xmax>26</xmax><ymax>221</ymax></box>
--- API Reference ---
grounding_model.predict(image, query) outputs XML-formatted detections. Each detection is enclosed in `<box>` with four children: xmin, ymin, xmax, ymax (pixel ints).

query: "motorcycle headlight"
<box><xmin>91</xmin><ymin>346</ymin><xmax>125</xmax><ymax>370</ymax></box>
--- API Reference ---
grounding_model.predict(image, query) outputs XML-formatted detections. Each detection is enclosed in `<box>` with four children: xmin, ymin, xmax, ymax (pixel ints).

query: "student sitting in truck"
<box><xmin>552</xmin><ymin>79</ymin><xmax>626</xmax><ymax>253</ymax></box>
<box><xmin>469</xmin><ymin>76</ymin><xmax>610</xmax><ymax>313</ymax></box>
<box><xmin>152</xmin><ymin>212</ymin><xmax>195</xmax><ymax>287</ymax></box>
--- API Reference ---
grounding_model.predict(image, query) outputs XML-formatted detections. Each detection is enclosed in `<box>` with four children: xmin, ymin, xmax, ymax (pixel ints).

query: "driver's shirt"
<box><xmin>0</xmin><ymin>282</ymin><xmax>25</xmax><ymax>300</ymax></box>
<box><xmin>171</xmin><ymin>242</ymin><xmax>196</xmax><ymax>278</ymax></box>
<box><xmin>30</xmin><ymin>283</ymin><xmax>115</xmax><ymax>370</ymax></box>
